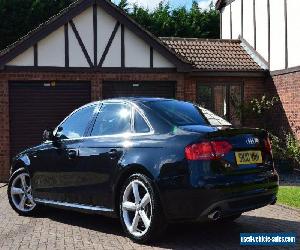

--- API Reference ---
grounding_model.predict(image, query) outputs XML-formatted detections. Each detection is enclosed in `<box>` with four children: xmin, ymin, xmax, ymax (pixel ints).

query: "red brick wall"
<box><xmin>0</xmin><ymin>71</ymin><xmax>185</xmax><ymax>182</ymax></box>
<box><xmin>267</xmin><ymin>71</ymin><xmax>300</xmax><ymax>139</ymax></box>
<box><xmin>183</xmin><ymin>76</ymin><xmax>266</xmax><ymax>127</ymax></box>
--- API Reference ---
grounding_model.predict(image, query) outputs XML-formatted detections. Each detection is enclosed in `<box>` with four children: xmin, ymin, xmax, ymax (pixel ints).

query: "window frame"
<box><xmin>87</xmin><ymin>101</ymin><xmax>154</xmax><ymax>138</ymax></box>
<box><xmin>132</xmin><ymin>107</ymin><xmax>152</xmax><ymax>135</ymax></box>
<box><xmin>53</xmin><ymin>103</ymin><xmax>100</xmax><ymax>141</ymax></box>
<box><xmin>197</xmin><ymin>82</ymin><xmax>245</xmax><ymax>124</ymax></box>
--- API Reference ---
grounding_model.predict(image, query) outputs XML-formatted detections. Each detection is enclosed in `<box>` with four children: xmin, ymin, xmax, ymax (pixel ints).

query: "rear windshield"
<box><xmin>145</xmin><ymin>100</ymin><xmax>208</xmax><ymax>126</ymax></box>
<box><xmin>145</xmin><ymin>100</ymin><xmax>231</xmax><ymax>127</ymax></box>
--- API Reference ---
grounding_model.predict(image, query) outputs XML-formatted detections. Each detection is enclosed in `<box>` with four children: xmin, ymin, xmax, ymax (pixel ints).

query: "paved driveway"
<box><xmin>0</xmin><ymin>185</ymin><xmax>299</xmax><ymax>250</ymax></box>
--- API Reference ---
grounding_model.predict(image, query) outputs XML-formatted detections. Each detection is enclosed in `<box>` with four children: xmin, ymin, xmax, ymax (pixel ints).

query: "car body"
<box><xmin>8</xmin><ymin>98</ymin><xmax>279</xmax><ymax>242</ymax></box>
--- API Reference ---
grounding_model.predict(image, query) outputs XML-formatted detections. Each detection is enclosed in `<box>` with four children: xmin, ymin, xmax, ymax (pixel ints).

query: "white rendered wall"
<box><xmin>68</xmin><ymin>22</ymin><xmax>89</xmax><ymax>67</ymax></box>
<box><xmin>125</xmin><ymin>27</ymin><xmax>150</xmax><ymax>67</ymax></box>
<box><xmin>38</xmin><ymin>26</ymin><xmax>65</xmax><ymax>67</ymax></box>
<box><xmin>270</xmin><ymin>0</ymin><xmax>285</xmax><ymax>70</ymax></box>
<box><xmin>287</xmin><ymin>0</ymin><xmax>300</xmax><ymax>68</ymax></box>
<box><xmin>103</xmin><ymin>28</ymin><xmax>121</xmax><ymax>67</ymax></box>
<box><xmin>231</xmin><ymin>0</ymin><xmax>242</xmax><ymax>39</ymax></box>
<box><xmin>222</xmin><ymin>6</ymin><xmax>231</xmax><ymax>39</ymax></box>
<box><xmin>7</xmin><ymin>47</ymin><xmax>34</xmax><ymax>66</ymax></box>
<box><xmin>255</xmin><ymin>0</ymin><xmax>268</xmax><ymax>61</ymax></box>
<box><xmin>72</xmin><ymin>7</ymin><xmax>94</xmax><ymax>63</ymax></box>
<box><xmin>153</xmin><ymin>50</ymin><xmax>174</xmax><ymax>68</ymax></box>
<box><xmin>5</xmin><ymin>4</ymin><xmax>176</xmax><ymax>68</ymax></box>
<box><xmin>243</xmin><ymin>0</ymin><xmax>254</xmax><ymax>46</ymax></box>
<box><xmin>97</xmin><ymin>6</ymin><xmax>118</xmax><ymax>65</ymax></box>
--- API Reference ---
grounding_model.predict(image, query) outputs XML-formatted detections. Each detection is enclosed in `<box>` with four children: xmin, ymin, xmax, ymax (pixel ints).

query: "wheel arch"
<box><xmin>10</xmin><ymin>159</ymin><xmax>30</xmax><ymax>177</ymax></box>
<box><xmin>113</xmin><ymin>164</ymin><xmax>164</xmax><ymax>217</ymax></box>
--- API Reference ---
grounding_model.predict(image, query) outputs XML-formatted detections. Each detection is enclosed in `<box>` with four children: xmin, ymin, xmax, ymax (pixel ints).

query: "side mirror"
<box><xmin>43</xmin><ymin>129</ymin><xmax>54</xmax><ymax>141</ymax></box>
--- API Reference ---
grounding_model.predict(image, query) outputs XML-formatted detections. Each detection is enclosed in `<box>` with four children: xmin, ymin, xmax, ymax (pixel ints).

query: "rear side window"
<box><xmin>146</xmin><ymin>100</ymin><xmax>208</xmax><ymax>126</ymax></box>
<box><xmin>91</xmin><ymin>103</ymin><xmax>131</xmax><ymax>136</ymax></box>
<box><xmin>134</xmin><ymin>110</ymin><xmax>150</xmax><ymax>133</ymax></box>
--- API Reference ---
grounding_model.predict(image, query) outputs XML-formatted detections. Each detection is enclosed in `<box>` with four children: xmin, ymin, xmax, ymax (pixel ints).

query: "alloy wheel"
<box><xmin>10</xmin><ymin>173</ymin><xmax>36</xmax><ymax>212</ymax></box>
<box><xmin>122</xmin><ymin>180</ymin><xmax>152</xmax><ymax>237</ymax></box>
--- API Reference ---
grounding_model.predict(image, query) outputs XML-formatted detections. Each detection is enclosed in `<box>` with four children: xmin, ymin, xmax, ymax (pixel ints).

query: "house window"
<box><xmin>197</xmin><ymin>83</ymin><xmax>243</xmax><ymax>126</ymax></box>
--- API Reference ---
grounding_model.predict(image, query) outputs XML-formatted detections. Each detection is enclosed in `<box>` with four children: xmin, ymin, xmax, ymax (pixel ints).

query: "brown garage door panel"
<box><xmin>103</xmin><ymin>81</ymin><xmax>176</xmax><ymax>99</ymax></box>
<box><xmin>9</xmin><ymin>81</ymin><xmax>91</xmax><ymax>157</ymax></box>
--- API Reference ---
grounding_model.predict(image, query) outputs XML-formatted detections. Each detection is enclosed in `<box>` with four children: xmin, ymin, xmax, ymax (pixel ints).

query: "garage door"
<box><xmin>9</xmin><ymin>81</ymin><xmax>91</xmax><ymax>157</ymax></box>
<box><xmin>103</xmin><ymin>81</ymin><xmax>176</xmax><ymax>99</ymax></box>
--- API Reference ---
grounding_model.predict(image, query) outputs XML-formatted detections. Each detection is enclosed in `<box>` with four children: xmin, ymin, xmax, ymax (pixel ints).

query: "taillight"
<box><xmin>185</xmin><ymin>141</ymin><xmax>232</xmax><ymax>161</ymax></box>
<box><xmin>264</xmin><ymin>137</ymin><xmax>272</xmax><ymax>152</ymax></box>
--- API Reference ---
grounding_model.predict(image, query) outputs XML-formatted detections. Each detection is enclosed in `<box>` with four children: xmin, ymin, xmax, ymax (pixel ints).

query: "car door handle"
<box><xmin>67</xmin><ymin>150</ymin><xmax>78</xmax><ymax>159</ymax></box>
<box><xmin>108</xmin><ymin>149</ymin><xmax>119</xmax><ymax>159</ymax></box>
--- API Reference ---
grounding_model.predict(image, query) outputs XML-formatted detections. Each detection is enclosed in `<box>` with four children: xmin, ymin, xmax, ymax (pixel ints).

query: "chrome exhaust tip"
<box><xmin>208</xmin><ymin>210</ymin><xmax>221</xmax><ymax>221</ymax></box>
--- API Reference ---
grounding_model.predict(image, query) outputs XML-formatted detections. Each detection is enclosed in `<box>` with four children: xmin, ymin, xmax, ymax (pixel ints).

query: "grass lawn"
<box><xmin>277</xmin><ymin>186</ymin><xmax>300</xmax><ymax>209</ymax></box>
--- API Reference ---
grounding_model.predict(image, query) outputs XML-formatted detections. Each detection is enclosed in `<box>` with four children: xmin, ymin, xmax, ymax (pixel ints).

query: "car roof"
<box><xmin>82</xmin><ymin>97</ymin><xmax>180</xmax><ymax>109</ymax></box>
<box><xmin>102</xmin><ymin>97</ymin><xmax>176</xmax><ymax>103</ymax></box>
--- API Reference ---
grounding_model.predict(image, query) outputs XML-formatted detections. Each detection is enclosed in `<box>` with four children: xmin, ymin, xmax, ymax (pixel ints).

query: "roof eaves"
<box><xmin>239</xmin><ymin>36</ymin><xmax>269</xmax><ymax>70</ymax></box>
<box><xmin>0</xmin><ymin>0</ymin><xmax>193</xmax><ymax>71</ymax></box>
<box><xmin>215</xmin><ymin>0</ymin><xmax>225</xmax><ymax>10</ymax></box>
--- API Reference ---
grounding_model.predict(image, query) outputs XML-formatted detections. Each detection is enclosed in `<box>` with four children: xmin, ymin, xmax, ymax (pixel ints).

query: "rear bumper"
<box><xmin>197</xmin><ymin>191</ymin><xmax>277</xmax><ymax>221</ymax></box>
<box><xmin>159</xmin><ymin>170</ymin><xmax>279</xmax><ymax>222</ymax></box>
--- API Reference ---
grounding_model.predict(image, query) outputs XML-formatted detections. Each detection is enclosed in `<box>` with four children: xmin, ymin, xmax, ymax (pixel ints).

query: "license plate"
<box><xmin>235</xmin><ymin>151</ymin><xmax>263</xmax><ymax>165</ymax></box>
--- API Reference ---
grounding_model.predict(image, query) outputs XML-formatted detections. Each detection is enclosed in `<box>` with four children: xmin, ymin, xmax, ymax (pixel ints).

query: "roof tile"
<box><xmin>160</xmin><ymin>37</ymin><xmax>262</xmax><ymax>71</ymax></box>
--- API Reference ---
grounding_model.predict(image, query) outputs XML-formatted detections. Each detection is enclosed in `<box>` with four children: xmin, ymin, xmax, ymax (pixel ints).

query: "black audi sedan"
<box><xmin>8</xmin><ymin>98</ymin><xmax>279</xmax><ymax>243</ymax></box>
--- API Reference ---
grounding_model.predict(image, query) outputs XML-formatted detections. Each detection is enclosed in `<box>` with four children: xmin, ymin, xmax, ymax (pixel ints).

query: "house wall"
<box><xmin>5</xmin><ymin>6</ymin><xmax>175</xmax><ymax>70</ymax></box>
<box><xmin>183</xmin><ymin>75</ymin><xmax>266</xmax><ymax>127</ymax></box>
<box><xmin>220</xmin><ymin>0</ymin><xmax>300</xmax><ymax>71</ymax></box>
<box><xmin>267</xmin><ymin>71</ymin><xmax>300</xmax><ymax>139</ymax></box>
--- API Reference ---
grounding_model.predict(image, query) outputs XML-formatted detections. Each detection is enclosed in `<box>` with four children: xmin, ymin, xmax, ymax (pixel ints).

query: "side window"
<box><xmin>91</xmin><ymin>103</ymin><xmax>131</xmax><ymax>136</ymax></box>
<box><xmin>56</xmin><ymin>105</ymin><xmax>97</xmax><ymax>140</ymax></box>
<box><xmin>134</xmin><ymin>110</ymin><xmax>150</xmax><ymax>133</ymax></box>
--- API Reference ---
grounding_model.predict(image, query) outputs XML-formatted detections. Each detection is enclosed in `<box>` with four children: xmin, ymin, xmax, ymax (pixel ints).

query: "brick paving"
<box><xmin>0</xmin><ymin>185</ymin><xmax>299</xmax><ymax>250</ymax></box>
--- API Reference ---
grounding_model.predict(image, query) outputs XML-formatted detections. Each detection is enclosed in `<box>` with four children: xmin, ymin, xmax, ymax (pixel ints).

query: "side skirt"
<box><xmin>34</xmin><ymin>198</ymin><xmax>117</xmax><ymax>218</ymax></box>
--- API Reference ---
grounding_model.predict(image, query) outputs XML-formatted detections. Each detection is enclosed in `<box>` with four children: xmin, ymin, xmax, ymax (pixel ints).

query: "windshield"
<box><xmin>145</xmin><ymin>100</ymin><xmax>231</xmax><ymax>127</ymax></box>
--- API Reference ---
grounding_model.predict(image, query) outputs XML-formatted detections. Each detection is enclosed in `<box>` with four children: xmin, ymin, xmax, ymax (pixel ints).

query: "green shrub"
<box><xmin>270</xmin><ymin>133</ymin><xmax>300</xmax><ymax>172</ymax></box>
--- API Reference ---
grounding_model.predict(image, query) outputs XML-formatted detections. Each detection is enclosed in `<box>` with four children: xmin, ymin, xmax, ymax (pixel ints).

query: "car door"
<box><xmin>31</xmin><ymin>104</ymin><xmax>99</xmax><ymax>202</ymax></box>
<box><xmin>74</xmin><ymin>102</ymin><xmax>133</xmax><ymax>208</ymax></box>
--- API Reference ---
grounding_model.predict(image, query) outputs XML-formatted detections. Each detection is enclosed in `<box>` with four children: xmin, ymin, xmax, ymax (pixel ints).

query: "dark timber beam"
<box><xmin>121</xmin><ymin>24</ymin><xmax>125</xmax><ymax>68</ymax></box>
<box><xmin>267</xmin><ymin>0</ymin><xmax>270</xmax><ymax>67</ymax></box>
<box><xmin>64</xmin><ymin>23</ymin><xmax>69</xmax><ymax>67</ymax></box>
<box><xmin>98</xmin><ymin>21</ymin><xmax>120</xmax><ymax>67</ymax></box>
<box><xmin>241</xmin><ymin>0</ymin><xmax>244</xmax><ymax>37</ymax></box>
<box><xmin>150</xmin><ymin>47</ymin><xmax>153</xmax><ymax>68</ymax></box>
<box><xmin>284</xmin><ymin>0</ymin><xmax>288</xmax><ymax>69</ymax></box>
<box><xmin>253</xmin><ymin>0</ymin><xmax>256</xmax><ymax>50</ymax></box>
<box><xmin>34</xmin><ymin>43</ymin><xmax>38</xmax><ymax>67</ymax></box>
<box><xmin>93</xmin><ymin>4</ymin><xmax>98</xmax><ymax>66</ymax></box>
<box><xmin>230</xmin><ymin>3</ymin><xmax>232</xmax><ymax>39</ymax></box>
<box><xmin>69</xmin><ymin>20</ymin><xmax>93</xmax><ymax>67</ymax></box>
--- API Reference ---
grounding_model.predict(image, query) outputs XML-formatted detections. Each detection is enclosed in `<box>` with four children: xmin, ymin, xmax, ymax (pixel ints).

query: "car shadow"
<box><xmin>36</xmin><ymin>207</ymin><xmax>300</xmax><ymax>249</ymax></box>
<box><xmin>154</xmin><ymin>216</ymin><xmax>300</xmax><ymax>249</ymax></box>
<box><xmin>37</xmin><ymin>206</ymin><xmax>124</xmax><ymax>237</ymax></box>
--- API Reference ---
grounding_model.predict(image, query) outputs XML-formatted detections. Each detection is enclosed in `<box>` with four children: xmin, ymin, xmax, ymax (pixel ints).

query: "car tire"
<box><xmin>7</xmin><ymin>168</ymin><xmax>39</xmax><ymax>216</ymax></box>
<box><xmin>119</xmin><ymin>173</ymin><xmax>167</xmax><ymax>243</ymax></box>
